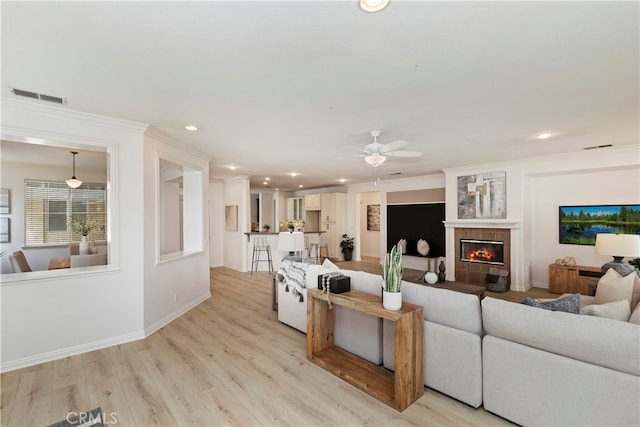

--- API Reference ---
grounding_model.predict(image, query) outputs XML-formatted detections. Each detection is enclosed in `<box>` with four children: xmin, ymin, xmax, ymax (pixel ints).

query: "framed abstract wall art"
<box><xmin>457</xmin><ymin>172</ymin><xmax>506</xmax><ymax>219</ymax></box>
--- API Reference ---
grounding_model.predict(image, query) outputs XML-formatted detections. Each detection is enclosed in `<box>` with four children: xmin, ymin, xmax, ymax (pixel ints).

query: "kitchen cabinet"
<box><xmin>305</xmin><ymin>194</ymin><xmax>321</xmax><ymax>211</ymax></box>
<box><xmin>287</xmin><ymin>197</ymin><xmax>304</xmax><ymax>221</ymax></box>
<box><xmin>320</xmin><ymin>193</ymin><xmax>346</xmax><ymax>259</ymax></box>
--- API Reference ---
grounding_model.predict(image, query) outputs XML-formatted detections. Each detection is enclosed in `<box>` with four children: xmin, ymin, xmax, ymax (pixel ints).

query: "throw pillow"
<box><xmin>594</xmin><ymin>268</ymin><xmax>634</xmax><ymax>308</ymax></box>
<box><xmin>629</xmin><ymin>301</ymin><xmax>640</xmax><ymax>325</ymax></box>
<box><xmin>581</xmin><ymin>300</ymin><xmax>631</xmax><ymax>322</ymax></box>
<box><xmin>632</xmin><ymin>272</ymin><xmax>640</xmax><ymax>309</ymax></box>
<box><xmin>322</xmin><ymin>258</ymin><xmax>339</xmax><ymax>270</ymax></box>
<box><xmin>417</xmin><ymin>239</ymin><xmax>430</xmax><ymax>256</ymax></box>
<box><xmin>522</xmin><ymin>293</ymin><xmax>580</xmax><ymax>314</ymax></box>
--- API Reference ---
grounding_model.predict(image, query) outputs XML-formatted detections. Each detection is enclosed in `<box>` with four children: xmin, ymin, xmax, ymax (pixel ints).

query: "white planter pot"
<box><xmin>383</xmin><ymin>290</ymin><xmax>402</xmax><ymax>311</ymax></box>
<box><xmin>79</xmin><ymin>236</ymin><xmax>89</xmax><ymax>255</ymax></box>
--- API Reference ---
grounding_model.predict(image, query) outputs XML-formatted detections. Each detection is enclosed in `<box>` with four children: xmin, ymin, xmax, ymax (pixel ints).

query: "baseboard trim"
<box><xmin>1</xmin><ymin>330</ymin><xmax>145</xmax><ymax>373</ymax></box>
<box><xmin>1</xmin><ymin>292</ymin><xmax>212</xmax><ymax>373</ymax></box>
<box><xmin>143</xmin><ymin>291</ymin><xmax>211</xmax><ymax>337</ymax></box>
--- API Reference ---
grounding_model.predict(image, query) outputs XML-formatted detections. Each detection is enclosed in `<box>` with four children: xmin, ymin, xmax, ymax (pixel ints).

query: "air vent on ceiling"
<box><xmin>584</xmin><ymin>144</ymin><xmax>613</xmax><ymax>150</ymax></box>
<box><xmin>388</xmin><ymin>172</ymin><xmax>403</xmax><ymax>176</ymax></box>
<box><xmin>10</xmin><ymin>87</ymin><xmax>67</xmax><ymax>105</ymax></box>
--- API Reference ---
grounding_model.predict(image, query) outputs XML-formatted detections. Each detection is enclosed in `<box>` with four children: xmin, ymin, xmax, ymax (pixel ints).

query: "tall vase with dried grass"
<box><xmin>382</xmin><ymin>245</ymin><xmax>403</xmax><ymax>310</ymax></box>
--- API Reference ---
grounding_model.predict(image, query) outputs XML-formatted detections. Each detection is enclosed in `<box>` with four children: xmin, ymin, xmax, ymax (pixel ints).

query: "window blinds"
<box><xmin>25</xmin><ymin>180</ymin><xmax>107</xmax><ymax>246</ymax></box>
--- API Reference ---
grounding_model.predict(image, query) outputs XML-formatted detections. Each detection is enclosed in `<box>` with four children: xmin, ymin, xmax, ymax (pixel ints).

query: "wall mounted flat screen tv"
<box><xmin>559</xmin><ymin>204</ymin><xmax>640</xmax><ymax>245</ymax></box>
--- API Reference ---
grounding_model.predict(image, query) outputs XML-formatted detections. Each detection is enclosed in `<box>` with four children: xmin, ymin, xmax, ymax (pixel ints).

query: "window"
<box><xmin>25</xmin><ymin>179</ymin><xmax>107</xmax><ymax>246</ymax></box>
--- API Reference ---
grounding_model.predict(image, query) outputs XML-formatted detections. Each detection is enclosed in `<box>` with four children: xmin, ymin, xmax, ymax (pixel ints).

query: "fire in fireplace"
<box><xmin>460</xmin><ymin>239</ymin><xmax>504</xmax><ymax>265</ymax></box>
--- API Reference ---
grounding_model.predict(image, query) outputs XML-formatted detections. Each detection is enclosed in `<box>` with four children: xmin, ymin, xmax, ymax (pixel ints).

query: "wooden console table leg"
<box><xmin>307</xmin><ymin>294</ymin><xmax>334</xmax><ymax>358</ymax></box>
<box><xmin>394</xmin><ymin>307</ymin><xmax>424</xmax><ymax>411</ymax></box>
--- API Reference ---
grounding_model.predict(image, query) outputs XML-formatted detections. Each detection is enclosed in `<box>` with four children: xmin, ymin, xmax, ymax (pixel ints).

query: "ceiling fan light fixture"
<box><xmin>359</xmin><ymin>0</ymin><xmax>390</xmax><ymax>13</ymax></box>
<box><xmin>66</xmin><ymin>151</ymin><xmax>83</xmax><ymax>188</ymax></box>
<box><xmin>365</xmin><ymin>154</ymin><xmax>386</xmax><ymax>167</ymax></box>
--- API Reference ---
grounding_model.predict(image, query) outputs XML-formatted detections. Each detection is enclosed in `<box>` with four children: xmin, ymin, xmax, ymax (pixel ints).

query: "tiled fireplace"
<box><xmin>454</xmin><ymin>228</ymin><xmax>511</xmax><ymax>288</ymax></box>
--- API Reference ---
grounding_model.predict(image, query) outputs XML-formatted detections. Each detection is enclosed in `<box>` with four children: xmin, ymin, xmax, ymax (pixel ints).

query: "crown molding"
<box><xmin>2</xmin><ymin>97</ymin><xmax>149</xmax><ymax>134</ymax></box>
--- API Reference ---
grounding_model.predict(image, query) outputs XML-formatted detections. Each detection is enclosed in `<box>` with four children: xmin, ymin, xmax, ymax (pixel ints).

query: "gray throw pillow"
<box><xmin>522</xmin><ymin>294</ymin><xmax>580</xmax><ymax>314</ymax></box>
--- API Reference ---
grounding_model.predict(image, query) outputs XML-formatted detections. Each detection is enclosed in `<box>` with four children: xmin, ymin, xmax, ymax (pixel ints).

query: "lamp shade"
<box><xmin>594</xmin><ymin>233</ymin><xmax>640</xmax><ymax>257</ymax></box>
<box><xmin>364</xmin><ymin>154</ymin><xmax>386</xmax><ymax>167</ymax></box>
<box><xmin>65</xmin><ymin>178</ymin><xmax>83</xmax><ymax>188</ymax></box>
<box><xmin>278</xmin><ymin>231</ymin><xmax>305</xmax><ymax>253</ymax></box>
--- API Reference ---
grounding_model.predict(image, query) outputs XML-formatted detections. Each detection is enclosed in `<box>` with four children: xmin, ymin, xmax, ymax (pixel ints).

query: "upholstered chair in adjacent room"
<box><xmin>9</xmin><ymin>250</ymin><xmax>32</xmax><ymax>273</ymax></box>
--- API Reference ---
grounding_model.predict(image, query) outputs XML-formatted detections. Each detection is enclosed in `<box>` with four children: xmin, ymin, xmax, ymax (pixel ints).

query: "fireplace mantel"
<box><xmin>443</xmin><ymin>220</ymin><xmax>521</xmax><ymax>229</ymax></box>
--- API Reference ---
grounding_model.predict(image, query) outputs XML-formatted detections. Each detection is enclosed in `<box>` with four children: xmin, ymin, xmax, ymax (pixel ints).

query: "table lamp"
<box><xmin>594</xmin><ymin>233</ymin><xmax>640</xmax><ymax>276</ymax></box>
<box><xmin>278</xmin><ymin>231</ymin><xmax>305</xmax><ymax>262</ymax></box>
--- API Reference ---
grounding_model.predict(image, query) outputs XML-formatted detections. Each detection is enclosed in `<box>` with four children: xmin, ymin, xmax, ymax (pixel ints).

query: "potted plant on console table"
<box><xmin>340</xmin><ymin>233</ymin><xmax>355</xmax><ymax>261</ymax></box>
<box><xmin>382</xmin><ymin>244</ymin><xmax>403</xmax><ymax>310</ymax></box>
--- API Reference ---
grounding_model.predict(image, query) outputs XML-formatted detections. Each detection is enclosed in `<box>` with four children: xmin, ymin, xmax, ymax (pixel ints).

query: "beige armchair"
<box><xmin>69</xmin><ymin>253</ymin><xmax>107</xmax><ymax>268</ymax></box>
<box><xmin>9</xmin><ymin>251</ymin><xmax>32</xmax><ymax>273</ymax></box>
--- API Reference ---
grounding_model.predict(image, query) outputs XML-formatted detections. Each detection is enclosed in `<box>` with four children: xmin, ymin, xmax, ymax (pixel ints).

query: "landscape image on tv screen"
<box><xmin>559</xmin><ymin>204</ymin><xmax>640</xmax><ymax>245</ymax></box>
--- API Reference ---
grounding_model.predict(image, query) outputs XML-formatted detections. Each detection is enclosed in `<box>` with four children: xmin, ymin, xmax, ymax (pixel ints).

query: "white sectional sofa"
<box><xmin>276</xmin><ymin>262</ymin><xmax>640</xmax><ymax>425</ymax></box>
<box><xmin>482</xmin><ymin>296</ymin><xmax>640</xmax><ymax>427</ymax></box>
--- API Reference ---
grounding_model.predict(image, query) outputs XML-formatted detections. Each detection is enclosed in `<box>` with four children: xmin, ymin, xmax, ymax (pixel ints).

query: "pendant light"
<box><xmin>65</xmin><ymin>151</ymin><xmax>83</xmax><ymax>188</ymax></box>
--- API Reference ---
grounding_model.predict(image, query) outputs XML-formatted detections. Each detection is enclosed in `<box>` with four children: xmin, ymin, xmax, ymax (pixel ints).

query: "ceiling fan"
<box><xmin>358</xmin><ymin>130</ymin><xmax>422</xmax><ymax>167</ymax></box>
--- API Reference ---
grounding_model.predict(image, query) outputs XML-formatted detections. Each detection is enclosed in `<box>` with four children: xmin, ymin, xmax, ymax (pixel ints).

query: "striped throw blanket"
<box><xmin>277</xmin><ymin>260</ymin><xmax>309</xmax><ymax>302</ymax></box>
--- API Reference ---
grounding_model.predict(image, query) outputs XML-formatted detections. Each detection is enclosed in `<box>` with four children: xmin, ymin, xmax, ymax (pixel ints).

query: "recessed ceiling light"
<box><xmin>536</xmin><ymin>132</ymin><xmax>553</xmax><ymax>140</ymax></box>
<box><xmin>184</xmin><ymin>125</ymin><xmax>198</xmax><ymax>131</ymax></box>
<box><xmin>359</xmin><ymin>0</ymin><xmax>390</xmax><ymax>13</ymax></box>
<box><xmin>265</xmin><ymin>177</ymin><xmax>271</xmax><ymax>181</ymax></box>
<box><xmin>228</xmin><ymin>164</ymin><xmax>238</xmax><ymax>170</ymax></box>
<box><xmin>298</xmin><ymin>185</ymin><xmax>304</xmax><ymax>188</ymax></box>
<box><xmin>263</xmin><ymin>182</ymin><xmax>268</xmax><ymax>185</ymax></box>
<box><xmin>289</xmin><ymin>172</ymin><xmax>298</xmax><ymax>177</ymax></box>
<box><xmin>339</xmin><ymin>178</ymin><xmax>347</xmax><ymax>183</ymax></box>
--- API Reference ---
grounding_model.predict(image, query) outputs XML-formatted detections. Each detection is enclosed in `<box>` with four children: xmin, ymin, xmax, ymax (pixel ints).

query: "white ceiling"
<box><xmin>2</xmin><ymin>1</ymin><xmax>638</xmax><ymax>191</ymax></box>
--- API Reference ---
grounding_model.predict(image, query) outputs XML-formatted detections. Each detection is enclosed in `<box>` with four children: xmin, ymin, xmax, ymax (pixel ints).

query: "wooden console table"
<box><xmin>548</xmin><ymin>263</ymin><xmax>602</xmax><ymax>295</ymax></box>
<box><xmin>306</xmin><ymin>289</ymin><xmax>424</xmax><ymax>411</ymax></box>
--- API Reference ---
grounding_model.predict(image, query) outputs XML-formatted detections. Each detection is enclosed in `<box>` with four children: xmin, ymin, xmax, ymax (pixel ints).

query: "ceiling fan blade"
<box><xmin>381</xmin><ymin>140</ymin><xmax>408</xmax><ymax>152</ymax></box>
<box><xmin>385</xmin><ymin>150</ymin><xmax>422</xmax><ymax>157</ymax></box>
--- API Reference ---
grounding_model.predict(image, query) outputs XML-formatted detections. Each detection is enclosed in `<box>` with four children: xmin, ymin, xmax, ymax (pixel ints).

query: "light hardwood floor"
<box><xmin>1</xmin><ymin>265</ymin><xmax>516</xmax><ymax>426</ymax></box>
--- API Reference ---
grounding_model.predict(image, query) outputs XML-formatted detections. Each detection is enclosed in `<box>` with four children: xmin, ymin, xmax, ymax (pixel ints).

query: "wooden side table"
<box><xmin>307</xmin><ymin>289</ymin><xmax>424</xmax><ymax>411</ymax></box>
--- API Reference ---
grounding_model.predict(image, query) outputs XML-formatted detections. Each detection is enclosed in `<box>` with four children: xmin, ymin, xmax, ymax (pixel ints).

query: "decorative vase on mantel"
<box><xmin>424</xmin><ymin>271</ymin><xmax>438</xmax><ymax>285</ymax></box>
<box><xmin>79</xmin><ymin>235</ymin><xmax>89</xmax><ymax>255</ymax></box>
<box><xmin>382</xmin><ymin>245</ymin><xmax>403</xmax><ymax>311</ymax></box>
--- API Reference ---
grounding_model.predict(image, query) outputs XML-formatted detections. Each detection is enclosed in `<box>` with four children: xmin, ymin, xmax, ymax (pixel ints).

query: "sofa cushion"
<box><xmin>594</xmin><ymin>268</ymin><xmax>635</xmax><ymax>308</ymax></box>
<box><xmin>581</xmin><ymin>300</ymin><xmax>631</xmax><ymax>322</ymax></box>
<box><xmin>482</xmin><ymin>297</ymin><xmax>640</xmax><ymax>376</ymax></box>
<box><xmin>521</xmin><ymin>293</ymin><xmax>580</xmax><ymax>313</ymax></box>
<box><xmin>400</xmin><ymin>281</ymin><xmax>482</xmax><ymax>336</ymax></box>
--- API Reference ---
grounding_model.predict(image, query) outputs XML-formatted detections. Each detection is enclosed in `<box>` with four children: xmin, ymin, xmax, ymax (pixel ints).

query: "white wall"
<box><xmin>1</xmin><ymin>98</ymin><xmax>147</xmax><ymax>371</ymax></box>
<box><xmin>0</xmin><ymin>98</ymin><xmax>212</xmax><ymax>372</ymax></box>
<box><xmin>359</xmin><ymin>191</ymin><xmax>380</xmax><ymax>258</ymax></box>
<box><xmin>142</xmin><ymin>130</ymin><xmax>211</xmax><ymax>335</ymax></box>
<box><xmin>209</xmin><ymin>180</ymin><xmax>224</xmax><ymax>267</ymax></box>
<box><xmin>223</xmin><ymin>177</ymin><xmax>249</xmax><ymax>271</ymax></box>
<box><xmin>529</xmin><ymin>166</ymin><xmax>639</xmax><ymax>287</ymax></box>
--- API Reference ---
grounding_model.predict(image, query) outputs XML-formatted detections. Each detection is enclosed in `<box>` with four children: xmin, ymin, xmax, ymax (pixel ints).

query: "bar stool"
<box><xmin>251</xmin><ymin>237</ymin><xmax>273</xmax><ymax>275</ymax></box>
<box><xmin>309</xmin><ymin>234</ymin><xmax>328</xmax><ymax>264</ymax></box>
